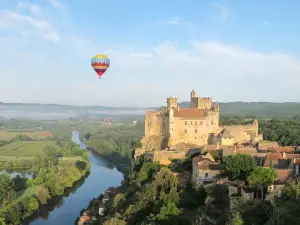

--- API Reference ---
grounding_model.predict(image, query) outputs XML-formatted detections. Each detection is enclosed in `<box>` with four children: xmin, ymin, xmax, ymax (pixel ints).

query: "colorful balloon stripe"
<box><xmin>91</xmin><ymin>54</ymin><xmax>110</xmax><ymax>78</ymax></box>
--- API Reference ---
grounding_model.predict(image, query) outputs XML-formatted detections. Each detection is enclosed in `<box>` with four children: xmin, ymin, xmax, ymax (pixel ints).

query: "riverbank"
<box><xmin>17</xmin><ymin>131</ymin><xmax>124</xmax><ymax>225</ymax></box>
<box><xmin>79</xmin><ymin>124</ymin><xmax>144</xmax><ymax>178</ymax></box>
<box><xmin>0</xmin><ymin>159</ymin><xmax>90</xmax><ymax>225</ymax></box>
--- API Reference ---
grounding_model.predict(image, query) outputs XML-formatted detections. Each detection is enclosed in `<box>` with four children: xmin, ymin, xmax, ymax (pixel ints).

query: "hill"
<box><xmin>179</xmin><ymin>101</ymin><xmax>300</xmax><ymax>118</ymax></box>
<box><xmin>1</xmin><ymin>101</ymin><xmax>300</xmax><ymax>119</ymax></box>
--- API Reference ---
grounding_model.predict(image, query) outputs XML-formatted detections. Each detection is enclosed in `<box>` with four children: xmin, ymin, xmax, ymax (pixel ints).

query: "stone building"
<box><xmin>135</xmin><ymin>89</ymin><xmax>263</xmax><ymax>158</ymax></box>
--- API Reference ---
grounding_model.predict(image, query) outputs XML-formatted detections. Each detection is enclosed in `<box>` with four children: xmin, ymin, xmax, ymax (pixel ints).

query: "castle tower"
<box><xmin>191</xmin><ymin>89</ymin><xmax>196</xmax><ymax>98</ymax></box>
<box><xmin>253</xmin><ymin>119</ymin><xmax>258</xmax><ymax>135</ymax></box>
<box><xmin>190</xmin><ymin>89</ymin><xmax>196</xmax><ymax>108</ymax></box>
<box><xmin>167</xmin><ymin>97</ymin><xmax>178</xmax><ymax>110</ymax></box>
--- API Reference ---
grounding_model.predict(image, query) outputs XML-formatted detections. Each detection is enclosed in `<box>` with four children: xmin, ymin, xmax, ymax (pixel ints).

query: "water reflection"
<box><xmin>20</xmin><ymin>131</ymin><xmax>123</xmax><ymax>225</ymax></box>
<box><xmin>22</xmin><ymin>174</ymin><xmax>87</xmax><ymax>223</ymax></box>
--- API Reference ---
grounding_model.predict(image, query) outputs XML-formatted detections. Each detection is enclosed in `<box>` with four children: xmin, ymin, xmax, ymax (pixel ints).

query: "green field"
<box><xmin>0</xmin><ymin>141</ymin><xmax>57</xmax><ymax>156</ymax></box>
<box><xmin>0</xmin><ymin>130</ymin><xmax>53</xmax><ymax>141</ymax></box>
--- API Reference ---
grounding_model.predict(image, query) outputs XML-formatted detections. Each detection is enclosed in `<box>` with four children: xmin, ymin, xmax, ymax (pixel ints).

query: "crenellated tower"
<box><xmin>167</xmin><ymin>97</ymin><xmax>178</xmax><ymax>110</ymax></box>
<box><xmin>190</xmin><ymin>89</ymin><xmax>212</xmax><ymax>109</ymax></box>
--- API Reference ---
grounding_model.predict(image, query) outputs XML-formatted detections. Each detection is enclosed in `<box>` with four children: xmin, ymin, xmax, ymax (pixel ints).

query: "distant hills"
<box><xmin>1</xmin><ymin>101</ymin><xmax>300</xmax><ymax>119</ymax></box>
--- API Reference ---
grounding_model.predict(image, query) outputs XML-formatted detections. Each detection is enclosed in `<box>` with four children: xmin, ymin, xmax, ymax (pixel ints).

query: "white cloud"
<box><xmin>0</xmin><ymin>10</ymin><xmax>60</xmax><ymax>41</ymax></box>
<box><xmin>16</xmin><ymin>2</ymin><xmax>43</xmax><ymax>14</ymax></box>
<box><xmin>159</xmin><ymin>17</ymin><xmax>195</xmax><ymax>28</ymax></box>
<box><xmin>1</xmin><ymin>1</ymin><xmax>300</xmax><ymax>106</ymax></box>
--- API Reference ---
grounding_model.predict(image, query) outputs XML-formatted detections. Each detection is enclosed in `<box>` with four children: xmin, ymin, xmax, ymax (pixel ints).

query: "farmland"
<box><xmin>0</xmin><ymin>141</ymin><xmax>57</xmax><ymax>156</ymax></box>
<box><xmin>0</xmin><ymin>130</ymin><xmax>53</xmax><ymax>141</ymax></box>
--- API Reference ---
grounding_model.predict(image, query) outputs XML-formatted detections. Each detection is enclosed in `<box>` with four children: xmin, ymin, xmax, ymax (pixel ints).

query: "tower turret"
<box><xmin>191</xmin><ymin>89</ymin><xmax>196</xmax><ymax>98</ymax></box>
<box><xmin>167</xmin><ymin>97</ymin><xmax>178</xmax><ymax>110</ymax></box>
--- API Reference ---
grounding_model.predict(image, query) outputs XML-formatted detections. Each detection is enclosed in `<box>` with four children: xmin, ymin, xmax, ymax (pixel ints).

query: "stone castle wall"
<box><xmin>168</xmin><ymin>111</ymin><xmax>219</xmax><ymax>147</ymax></box>
<box><xmin>135</xmin><ymin>90</ymin><xmax>262</xmax><ymax>160</ymax></box>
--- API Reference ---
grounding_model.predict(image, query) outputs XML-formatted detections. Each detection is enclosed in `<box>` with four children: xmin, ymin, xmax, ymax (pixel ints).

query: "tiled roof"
<box><xmin>285</xmin><ymin>153</ymin><xmax>300</xmax><ymax>159</ymax></box>
<box><xmin>274</xmin><ymin>169</ymin><xmax>294</xmax><ymax>185</ymax></box>
<box><xmin>195</xmin><ymin>157</ymin><xmax>221</xmax><ymax>170</ymax></box>
<box><xmin>266</xmin><ymin>146</ymin><xmax>294</xmax><ymax>153</ymax></box>
<box><xmin>264</xmin><ymin>152</ymin><xmax>283</xmax><ymax>167</ymax></box>
<box><xmin>173</xmin><ymin>108</ymin><xmax>205</xmax><ymax>118</ymax></box>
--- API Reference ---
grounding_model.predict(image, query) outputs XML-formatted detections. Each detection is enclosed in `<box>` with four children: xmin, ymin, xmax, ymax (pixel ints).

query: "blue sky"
<box><xmin>1</xmin><ymin>0</ymin><xmax>300</xmax><ymax>107</ymax></box>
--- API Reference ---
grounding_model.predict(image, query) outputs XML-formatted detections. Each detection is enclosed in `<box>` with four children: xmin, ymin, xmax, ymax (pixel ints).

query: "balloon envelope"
<box><xmin>91</xmin><ymin>54</ymin><xmax>110</xmax><ymax>78</ymax></box>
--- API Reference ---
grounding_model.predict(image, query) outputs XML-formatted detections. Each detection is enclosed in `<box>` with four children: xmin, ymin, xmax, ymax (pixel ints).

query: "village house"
<box><xmin>103</xmin><ymin>192</ymin><xmax>110</xmax><ymax>203</ymax></box>
<box><xmin>192</xmin><ymin>152</ymin><xmax>221</xmax><ymax>189</ymax></box>
<box><xmin>98</xmin><ymin>201</ymin><xmax>105</xmax><ymax>216</ymax></box>
<box><xmin>262</xmin><ymin>151</ymin><xmax>300</xmax><ymax>200</ymax></box>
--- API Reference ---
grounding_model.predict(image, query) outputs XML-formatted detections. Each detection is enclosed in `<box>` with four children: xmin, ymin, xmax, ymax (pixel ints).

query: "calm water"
<box><xmin>21</xmin><ymin>130</ymin><xmax>123</xmax><ymax>225</ymax></box>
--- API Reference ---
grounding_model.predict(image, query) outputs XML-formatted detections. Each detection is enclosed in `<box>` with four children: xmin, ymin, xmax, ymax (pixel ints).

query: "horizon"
<box><xmin>2</xmin><ymin>99</ymin><xmax>300</xmax><ymax>108</ymax></box>
<box><xmin>1</xmin><ymin>0</ymin><xmax>300</xmax><ymax>107</ymax></box>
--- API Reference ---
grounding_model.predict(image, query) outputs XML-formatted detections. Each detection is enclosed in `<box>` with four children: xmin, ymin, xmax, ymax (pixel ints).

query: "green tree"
<box><xmin>154</xmin><ymin>168</ymin><xmax>178</xmax><ymax>192</ymax></box>
<box><xmin>0</xmin><ymin>173</ymin><xmax>15</xmax><ymax>206</ymax></box>
<box><xmin>28</xmin><ymin>197</ymin><xmax>39</xmax><ymax>213</ymax></box>
<box><xmin>222</xmin><ymin>154</ymin><xmax>256</xmax><ymax>179</ymax></box>
<box><xmin>113</xmin><ymin>193</ymin><xmax>124</xmax><ymax>208</ymax></box>
<box><xmin>75</xmin><ymin>160</ymin><xmax>88</xmax><ymax>171</ymax></box>
<box><xmin>103</xmin><ymin>217</ymin><xmax>126</xmax><ymax>225</ymax></box>
<box><xmin>227</xmin><ymin>212</ymin><xmax>244</xmax><ymax>225</ymax></box>
<box><xmin>35</xmin><ymin>186</ymin><xmax>51</xmax><ymax>204</ymax></box>
<box><xmin>157</xmin><ymin>201</ymin><xmax>181</xmax><ymax>221</ymax></box>
<box><xmin>43</xmin><ymin>145</ymin><xmax>58</xmax><ymax>167</ymax></box>
<box><xmin>0</xmin><ymin>217</ymin><xmax>6</xmax><ymax>225</ymax></box>
<box><xmin>248</xmin><ymin>167</ymin><xmax>278</xmax><ymax>186</ymax></box>
<box><xmin>82</xmin><ymin>151</ymin><xmax>89</xmax><ymax>160</ymax></box>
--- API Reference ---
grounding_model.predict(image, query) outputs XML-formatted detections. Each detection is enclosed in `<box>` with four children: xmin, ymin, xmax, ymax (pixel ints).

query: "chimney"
<box><xmin>282</xmin><ymin>151</ymin><xmax>286</xmax><ymax>159</ymax></box>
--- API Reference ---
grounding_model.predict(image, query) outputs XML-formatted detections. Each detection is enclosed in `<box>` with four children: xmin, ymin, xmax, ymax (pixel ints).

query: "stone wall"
<box><xmin>168</xmin><ymin>110</ymin><xmax>219</xmax><ymax>147</ymax></box>
<box><xmin>153</xmin><ymin>151</ymin><xmax>187</xmax><ymax>165</ymax></box>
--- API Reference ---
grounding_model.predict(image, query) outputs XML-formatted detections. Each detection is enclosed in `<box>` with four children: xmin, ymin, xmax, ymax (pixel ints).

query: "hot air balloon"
<box><xmin>91</xmin><ymin>54</ymin><xmax>110</xmax><ymax>79</ymax></box>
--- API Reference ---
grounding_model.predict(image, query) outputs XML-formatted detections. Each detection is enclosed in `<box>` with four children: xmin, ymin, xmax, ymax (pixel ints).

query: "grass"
<box><xmin>0</xmin><ymin>130</ymin><xmax>53</xmax><ymax>141</ymax></box>
<box><xmin>59</xmin><ymin>156</ymin><xmax>84</xmax><ymax>165</ymax></box>
<box><xmin>0</xmin><ymin>156</ymin><xmax>34</xmax><ymax>160</ymax></box>
<box><xmin>0</xmin><ymin>141</ymin><xmax>57</xmax><ymax>156</ymax></box>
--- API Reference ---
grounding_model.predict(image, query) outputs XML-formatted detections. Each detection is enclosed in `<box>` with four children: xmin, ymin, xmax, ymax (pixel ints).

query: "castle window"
<box><xmin>200</xmin><ymin>121</ymin><xmax>203</xmax><ymax>125</ymax></box>
<box><xmin>195</xmin><ymin>121</ymin><xmax>198</xmax><ymax>125</ymax></box>
<box><xmin>195</xmin><ymin>129</ymin><xmax>198</xmax><ymax>133</ymax></box>
<box><xmin>195</xmin><ymin>137</ymin><xmax>197</xmax><ymax>139</ymax></box>
<box><xmin>184</xmin><ymin>129</ymin><xmax>187</xmax><ymax>133</ymax></box>
<box><xmin>190</xmin><ymin>121</ymin><xmax>192</xmax><ymax>125</ymax></box>
<box><xmin>211</xmin><ymin>121</ymin><xmax>213</xmax><ymax>125</ymax></box>
<box><xmin>185</xmin><ymin>121</ymin><xmax>187</xmax><ymax>125</ymax></box>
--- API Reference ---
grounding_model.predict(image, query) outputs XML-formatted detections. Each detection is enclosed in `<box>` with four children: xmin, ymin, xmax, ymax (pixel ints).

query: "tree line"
<box><xmin>0</xmin><ymin>140</ymin><xmax>90</xmax><ymax>225</ymax></box>
<box><xmin>81</xmin><ymin>124</ymin><xmax>144</xmax><ymax>177</ymax></box>
<box><xmin>220</xmin><ymin>116</ymin><xmax>300</xmax><ymax>146</ymax></box>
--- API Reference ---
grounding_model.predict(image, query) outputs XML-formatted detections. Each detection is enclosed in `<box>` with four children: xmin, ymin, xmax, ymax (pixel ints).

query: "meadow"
<box><xmin>0</xmin><ymin>130</ymin><xmax>53</xmax><ymax>141</ymax></box>
<box><xmin>0</xmin><ymin>141</ymin><xmax>57</xmax><ymax>156</ymax></box>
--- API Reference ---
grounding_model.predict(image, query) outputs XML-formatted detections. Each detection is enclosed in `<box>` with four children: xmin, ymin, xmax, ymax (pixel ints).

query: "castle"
<box><xmin>135</xmin><ymin>90</ymin><xmax>263</xmax><ymax>159</ymax></box>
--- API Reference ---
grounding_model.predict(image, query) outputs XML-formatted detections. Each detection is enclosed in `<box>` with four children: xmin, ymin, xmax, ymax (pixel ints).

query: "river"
<box><xmin>21</xmin><ymin>130</ymin><xmax>124</xmax><ymax>225</ymax></box>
